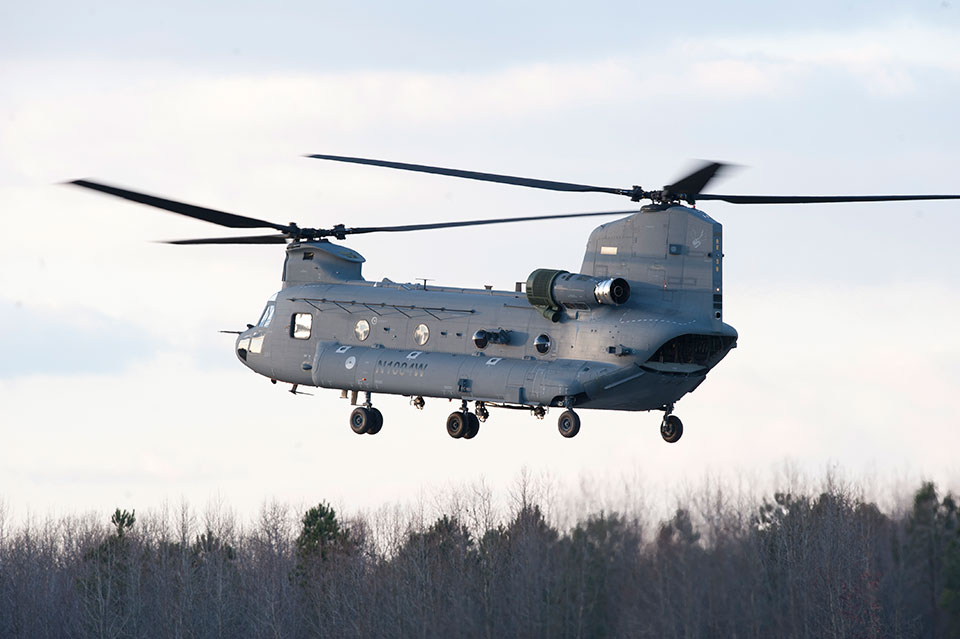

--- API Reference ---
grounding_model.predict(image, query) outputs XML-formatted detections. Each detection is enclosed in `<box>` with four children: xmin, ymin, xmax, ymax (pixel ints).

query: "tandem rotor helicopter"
<box><xmin>69</xmin><ymin>155</ymin><xmax>960</xmax><ymax>442</ymax></box>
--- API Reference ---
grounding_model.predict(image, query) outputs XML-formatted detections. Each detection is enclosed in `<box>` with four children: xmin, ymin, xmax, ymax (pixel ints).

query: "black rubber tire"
<box><xmin>464</xmin><ymin>413</ymin><xmax>480</xmax><ymax>439</ymax></box>
<box><xmin>446</xmin><ymin>412</ymin><xmax>468</xmax><ymax>439</ymax></box>
<box><xmin>366</xmin><ymin>408</ymin><xmax>383</xmax><ymax>435</ymax></box>
<box><xmin>558</xmin><ymin>410</ymin><xmax>581</xmax><ymax>438</ymax></box>
<box><xmin>660</xmin><ymin>414</ymin><xmax>683</xmax><ymax>443</ymax></box>
<box><xmin>350</xmin><ymin>407</ymin><xmax>372</xmax><ymax>434</ymax></box>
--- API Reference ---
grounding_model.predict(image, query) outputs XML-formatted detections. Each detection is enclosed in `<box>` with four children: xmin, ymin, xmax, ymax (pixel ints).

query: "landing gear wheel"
<box><xmin>350</xmin><ymin>407</ymin><xmax>373</xmax><ymax>434</ymax></box>
<box><xmin>365</xmin><ymin>408</ymin><xmax>383</xmax><ymax>435</ymax></box>
<box><xmin>660</xmin><ymin>414</ymin><xmax>683</xmax><ymax>443</ymax></box>
<box><xmin>446</xmin><ymin>411</ymin><xmax>469</xmax><ymax>439</ymax></box>
<box><xmin>558</xmin><ymin>410</ymin><xmax>581</xmax><ymax>438</ymax></box>
<box><xmin>464</xmin><ymin>413</ymin><xmax>480</xmax><ymax>439</ymax></box>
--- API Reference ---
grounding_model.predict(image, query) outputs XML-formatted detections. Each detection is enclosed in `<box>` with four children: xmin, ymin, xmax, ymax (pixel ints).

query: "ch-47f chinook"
<box><xmin>69</xmin><ymin>156</ymin><xmax>960</xmax><ymax>442</ymax></box>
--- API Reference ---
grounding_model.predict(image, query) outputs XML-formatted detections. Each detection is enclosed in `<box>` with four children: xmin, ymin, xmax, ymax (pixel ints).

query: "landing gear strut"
<box><xmin>349</xmin><ymin>392</ymin><xmax>383</xmax><ymax>435</ymax></box>
<box><xmin>475</xmin><ymin>401</ymin><xmax>489</xmax><ymax>422</ymax></box>
<box><xmin>660</xmin><ymin>404</ymin><xmax>682</xmax><ymax>443</ymax></box>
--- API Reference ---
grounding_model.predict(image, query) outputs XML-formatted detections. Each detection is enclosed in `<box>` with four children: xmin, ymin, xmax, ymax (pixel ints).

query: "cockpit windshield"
<box><xmin>257</xmin><ymin>303</ymin><xmax>276</xmax><ymax>327</ymax></box>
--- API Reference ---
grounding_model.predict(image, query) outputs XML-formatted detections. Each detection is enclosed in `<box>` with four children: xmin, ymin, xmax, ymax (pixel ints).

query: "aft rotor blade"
<box><xmin>343</xmin><ymin>209</ymin><xmax>640</xmax><ymax>235</ymax></box>
<box><xmin>307</xmin><ymin>154</ymin><xmax>632</xmax><ymax>196</ymax></box>
<box><xmin>696</xmin><ymin>193</ymin><xmax>960</xmax><ymax>204</ymax></box>
<box><xmin>68</xmin><ymin>180</ymin><xmax>291</xmax><ymax>231</ymax></box>
<box><xmin>667</xmin><ymin>162</ymin><xmax>728</xmax><ymax>197</ymax></box>
<box><xmin>163</xmin><ymin>234</ymin><xmax>289</xmax><ymax>245</ymax></box>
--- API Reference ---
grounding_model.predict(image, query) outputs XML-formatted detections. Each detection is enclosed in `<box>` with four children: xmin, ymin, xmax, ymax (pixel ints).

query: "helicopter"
<box><xmin>68</xmin><ymin>156</ymin><xmax>960</xmax><ymax>442</ymax></box>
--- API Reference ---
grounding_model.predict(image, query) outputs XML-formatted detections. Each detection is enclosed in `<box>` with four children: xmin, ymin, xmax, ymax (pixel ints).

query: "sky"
<box><xmin>1</xmin><ymin>1</ymin><xmax>959</xmax><ymax>523</ymax></box>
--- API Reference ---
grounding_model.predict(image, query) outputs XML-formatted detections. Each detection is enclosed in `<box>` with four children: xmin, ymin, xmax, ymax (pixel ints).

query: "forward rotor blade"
<box><xmin>163</xmin><ymin>234</ymin><xmax>289</xmax><ymax>245</ymax></box>
<box><xmin>343</xmin><ymin>209</ymin><xmax>640</xmax><ymax>235</ymax></box>
<box><xmin>68</xmin><ymin>180</ymin><xmax>291</xmax><ymax>231</ymax></box>
<box><xmin>307</xmin><ymin>154</ymin><xmax>631</xmax><ymax>196</ymax></box>
<box><xmin>696</xmin><ymin>193</ymin><xmax>960</xmax><ymax>204</ymax></box>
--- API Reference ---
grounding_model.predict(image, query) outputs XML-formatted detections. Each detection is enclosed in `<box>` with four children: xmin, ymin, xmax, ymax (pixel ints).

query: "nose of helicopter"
<box><xmin>235</xmin><ymin>325</ymin><xmax>265</xmax><ymax>365</ymax></box>
<box><xmin>235</xmin><ymin>332</ymin><xmax>251</xmax><ymax>363</ymax></box>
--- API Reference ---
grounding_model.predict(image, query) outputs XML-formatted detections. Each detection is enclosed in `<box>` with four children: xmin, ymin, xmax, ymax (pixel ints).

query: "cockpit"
<box><xmin>236</xmin><ymin>292</ymin><xmax>279</xmax><ymax>362</ymax></box>
<box><xmin>257</xmin><ymin>301</ymin><xmax>275</xmax><ymax>328</ymax></box>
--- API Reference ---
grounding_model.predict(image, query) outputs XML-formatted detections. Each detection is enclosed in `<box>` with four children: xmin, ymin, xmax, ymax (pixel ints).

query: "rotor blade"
<box><xmin>696</xmin><ymin>193</ymin><xmax>960</xmax><ymax>204</ymax></box>
<box><xmin>163</xmin><ymin>234</ymin><xmax>289</xmax><ymax>245</ymax></box>
<box><xmin>667</xmin><ymin>162</ymin><xmax>728</xmax><ymax>196</ymax></box>
<box><xmin>307</xmin><ymin>154</ymin><xmax>631</xmax><ymax>196</ymax></box>
<box><xmin>342</xmin><ymin>209</ymin><xmax>640</xmax><ymax>235</ymax></box>
<box><xmin>67</xmin><ymin>180</ymin><xmax>291</xmax><ymax>231</ymax></box>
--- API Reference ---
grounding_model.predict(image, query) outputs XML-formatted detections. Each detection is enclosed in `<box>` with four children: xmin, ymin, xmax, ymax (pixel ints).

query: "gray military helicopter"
<box><xmin>69</xmin><ymin>156</ymin><xmax>960</xmax><ymax>441</ymax></box>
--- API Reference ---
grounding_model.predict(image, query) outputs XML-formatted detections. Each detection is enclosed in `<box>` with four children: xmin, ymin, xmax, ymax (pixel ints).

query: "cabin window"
<box><xmin>534</xmin><ymin>334</ymin><xmax>551</xmax><ymax>354</ymax></box>
<box><xmin>413</xmin><ymin>323</ymin><xmax>430</xmax><ymax>346</ymax></box>
<box><xmin>258</xmin><ymin>303</ymin><xmax>275</xmax><ymax>328</ymax></box>
<box><xmin>473</xmin><ymin>329</ymin><xmax>489</xmax><ymax>350</ymax></box>
<box><xmin>355</xmin><ymin>319</ymin><xmax>370</xmax><ymax>341</ymax></box>
<box><xmin>291</xmin><ymin>313</ymin><xmax>313</xmax><ymax>339</ymax></box>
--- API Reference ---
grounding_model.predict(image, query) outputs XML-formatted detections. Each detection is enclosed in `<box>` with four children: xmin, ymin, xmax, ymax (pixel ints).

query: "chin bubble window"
<box><xmin>291</xmin><ymin>313</ymin><xmax>313</xmax><ymax>339</ymax></box>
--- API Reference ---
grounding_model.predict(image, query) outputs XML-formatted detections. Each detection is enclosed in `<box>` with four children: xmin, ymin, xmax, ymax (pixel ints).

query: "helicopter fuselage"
<box><xmin>234</xmin><ymin>204</ymin><xmax>738</xmax><ymax>414</ymax></box>
<box><xmin>236</xmin><ymin>280</ymin><xmax>736</xmax><ymax>411</ymax></box>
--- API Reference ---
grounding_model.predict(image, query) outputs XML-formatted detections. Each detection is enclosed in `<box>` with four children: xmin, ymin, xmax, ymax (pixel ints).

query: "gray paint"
<box><xmin>235</xmin><ymin>205</ymin><xmax>738</xmax><ymax>412</ymax></box>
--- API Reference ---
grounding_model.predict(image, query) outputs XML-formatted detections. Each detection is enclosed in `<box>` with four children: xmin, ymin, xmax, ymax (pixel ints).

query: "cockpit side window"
<box><xmin>258</xmin><ymin>303</ymin><xmax>276</xmax><ymax>328</ymax></box>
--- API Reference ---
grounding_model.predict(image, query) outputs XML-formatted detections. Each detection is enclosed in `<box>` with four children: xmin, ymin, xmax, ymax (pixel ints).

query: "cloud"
<box><xmin>0</xmin><ymin>299</ymin><xmax>158</xmax><ymax>377</ymax></box>
<box><xmin>3</xmin><ymin>19</ymin><xmax>958</xmax><ymax>186</ymax></box>
<box><xmin>679</xmin><ymin>22</ymin><xmax>960</xmax><ymax>96</ymax></box>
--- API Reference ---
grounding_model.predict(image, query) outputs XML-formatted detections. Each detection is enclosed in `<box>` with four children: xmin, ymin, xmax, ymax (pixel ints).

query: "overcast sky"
<box><xmin>1</xmin><ymin>1</ymin><xmax>958</xmax><ymax>521</ymax></box>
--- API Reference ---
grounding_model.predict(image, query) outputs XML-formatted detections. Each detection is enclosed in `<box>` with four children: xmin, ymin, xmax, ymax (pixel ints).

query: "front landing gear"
<box><xmin>447</xmin><ymin>401</ymin><xmax>481</xmax><ymax>440</ymax></box>
<box><xmin>349</xmin><ymin>392</ymin><xmax>383</xmax><ymax>435</ymax></box>
<box><xmin>660</xmin><ymin>405</ymin><xmax>683</xmax><ymax>443</ymax></box>
<box><xmin>350</xmin><ymin>406</ymin><xmax>383</xmax><ymax>435</ymax></box>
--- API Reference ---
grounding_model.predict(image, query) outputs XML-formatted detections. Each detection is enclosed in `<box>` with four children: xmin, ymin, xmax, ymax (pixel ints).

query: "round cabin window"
<box><xmin>473</xmin><ymin>329</ymin><xmax>489</xmax><ymax>349</ymax></box>
<box><xmin>534</xmin><ymin>333</ymin><xmax>551</xmax><ymax>354</ymax></box>
<box><xmin>355</xmin><ymin>319</ymin><xmax>370</xmax><ymax>341</ymax></box>
<box><xmin>413</xmin><ymin>323</ymin><xmax>430</xmax><ymax>346</ymax></box>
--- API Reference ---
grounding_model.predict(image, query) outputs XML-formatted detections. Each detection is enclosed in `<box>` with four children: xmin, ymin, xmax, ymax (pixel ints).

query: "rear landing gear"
<box><xmin>660</xmin><ymin>408</ymin><xmax>683</xmax><ymax>443</ymax></box>
<box><xmin>557</xmin><ymin>410</ymin><xmax>580</xmax><ymax>438</ymax></box>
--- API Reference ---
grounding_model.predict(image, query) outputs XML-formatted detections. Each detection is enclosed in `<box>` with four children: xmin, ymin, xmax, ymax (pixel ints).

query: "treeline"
<box><xmin>1</xmin><ymin>480</ymin><xmax>959</xmax><ymax>638</ymax></box>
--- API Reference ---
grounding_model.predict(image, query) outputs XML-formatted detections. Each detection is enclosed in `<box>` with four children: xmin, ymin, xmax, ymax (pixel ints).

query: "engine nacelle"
<box><xmin>525</xmin><ymin>268</ymin><xmax>630</xmax><ymax>321</ymax></box>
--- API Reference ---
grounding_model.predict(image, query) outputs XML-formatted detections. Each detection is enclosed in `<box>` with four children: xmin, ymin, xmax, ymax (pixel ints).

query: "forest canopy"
<box><xmin>1</xmin><ymin>478</ymin><xmax>958</xmax><ymax>638</ymax></box>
